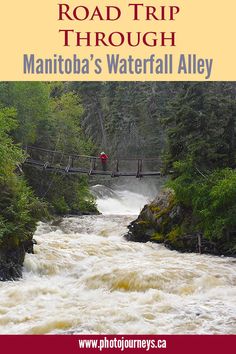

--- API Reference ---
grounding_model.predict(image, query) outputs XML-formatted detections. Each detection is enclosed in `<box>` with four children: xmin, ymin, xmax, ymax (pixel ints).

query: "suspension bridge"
<box><xmin>23</xmin><ymin>146</ymin><xmax>172</xmax><ymax>178</ymax></box>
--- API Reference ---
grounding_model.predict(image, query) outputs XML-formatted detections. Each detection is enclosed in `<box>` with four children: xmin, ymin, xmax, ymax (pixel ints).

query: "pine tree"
<box><xmin>162</xmin><ymin>83</ymin><xmax>236</xmax><ymax>170</ymax></box>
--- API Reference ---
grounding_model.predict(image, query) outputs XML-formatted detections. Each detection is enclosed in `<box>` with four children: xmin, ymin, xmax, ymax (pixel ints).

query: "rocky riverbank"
<box><xmin>0</xmin><ymin>239</ymin><xmax>36</xmax><ymax>281</ymax></box>
<box><xmin>126</xmin><ymin>189</ymin><xmax>236</xmax><ymax>257</ymax></box>
<box><xmin>0</xmin><ymin>210</ymin><xmax>99</xmax><ymax>282</ymax></box>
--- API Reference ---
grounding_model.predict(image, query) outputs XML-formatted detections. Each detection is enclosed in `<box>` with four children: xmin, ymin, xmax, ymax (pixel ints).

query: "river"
<box><xmin>0</xmin><ymin>185</ymin><xmax>235</xmax><ymax>334</ymax></box>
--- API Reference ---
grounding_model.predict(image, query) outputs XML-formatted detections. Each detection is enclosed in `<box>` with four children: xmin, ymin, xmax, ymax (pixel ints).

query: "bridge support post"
<box><xmin>93</xmin><ymin>158</ymin><xmax>96</xmax><ymax>170</ymax></box>
<box><xmin>136</xmin><ymin>159</ymin><xmax>143</xmax><ymax>178</ymax></box>
<box><xmin>89</xmin><ymin>158</ymin><xmax>97</xmax><ymax>175</ymax></box>
<box><xmin>116</xmin><ymin>160</ymin><xmax>119</xmax><ymax>173</ymax></box>
<box><xmin>140</xmin><ymin>159</ymin><xmax>143</xmax><ymax>174</ymax></box>
<box><xmin>111</xmin><ymin>159</ymin><xmax>119</xmax><ymax>177</ymax></box>
<box><xmin>197</xmin><ymin>233</ymin><xmax>202</xmax><ymax>254</ymax></box>
<box><xmin>65</xmin><ymin>156</ymin><xmax>72</xmax><ymax>173</ymax></box>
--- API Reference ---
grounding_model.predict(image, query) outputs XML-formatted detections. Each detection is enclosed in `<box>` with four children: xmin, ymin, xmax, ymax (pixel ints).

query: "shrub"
<box><xmin>168</xmin><ymin>161</ymin><xmax>236</xmax><ymax>240</ymax></box>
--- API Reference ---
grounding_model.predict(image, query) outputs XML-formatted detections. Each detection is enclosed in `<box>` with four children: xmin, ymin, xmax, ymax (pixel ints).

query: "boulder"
<box><xmin>0</xmin><ymin>238</ymin><xmax>36</xmax><ymax>281</ymax></box>
<box><xmin>125</xmin><ymin>189</ymin><xmax>235</xmax><ymax>257</ymax></box>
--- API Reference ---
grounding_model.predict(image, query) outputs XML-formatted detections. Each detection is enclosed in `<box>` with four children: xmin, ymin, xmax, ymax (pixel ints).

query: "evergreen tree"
<box><xmin>163</xmin><ymin>83</ymin><xmax>236</xmax><ymax>170</ymax></box>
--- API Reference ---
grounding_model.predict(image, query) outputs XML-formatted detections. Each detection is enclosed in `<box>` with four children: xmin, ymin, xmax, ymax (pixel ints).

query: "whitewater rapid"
<box><xmin>0</xmin><ymin>186</ymin><xmax>235</xmax><ymax>334</ymax></box>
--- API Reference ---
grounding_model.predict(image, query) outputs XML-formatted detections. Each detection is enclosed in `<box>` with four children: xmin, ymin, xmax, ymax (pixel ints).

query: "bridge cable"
<box><xmin>41</xmin><ymin>137</ymin><xmax>67</xmax><ymax>198</ymax></box>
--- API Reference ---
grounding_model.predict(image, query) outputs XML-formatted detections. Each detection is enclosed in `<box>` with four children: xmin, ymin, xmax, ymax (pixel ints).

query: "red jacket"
<box><xmin>100</xmin><ymin>154</ymin><xmax>108</xmax><ymax>161</ymax></box>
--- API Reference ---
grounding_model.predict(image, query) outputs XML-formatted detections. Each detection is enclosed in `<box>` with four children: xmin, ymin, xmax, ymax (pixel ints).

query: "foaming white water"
<box><xmin>0</xmin><ymin>186</ymin><xmax>235</xmax><ymax>334</ymax></box>
<box><xmin>96</xmin><ymin>190</ymin><xmax>149</xmax><ymax>215</ymax></box>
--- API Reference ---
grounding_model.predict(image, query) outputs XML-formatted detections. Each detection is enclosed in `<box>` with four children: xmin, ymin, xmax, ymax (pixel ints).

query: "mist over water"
<box><xmin>93</xmin><ymin>186</ymin><xmax>149</xmax><ymax>215</ymax></box>
<box><xmin>91</xmin><ymin>178</ymin><xmax>161</xmax><ymax>215</ymax></box>
<box><xmin>0</xmin><ymin>181</ymin><xmax>235</xmax><ymax>334</ymax></box>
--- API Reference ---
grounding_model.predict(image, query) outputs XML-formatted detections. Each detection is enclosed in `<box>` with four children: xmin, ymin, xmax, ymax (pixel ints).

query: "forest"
<box><xmin>0</xmin><ymin>81</ymin><xmax>236</xmax><ymax>280</ymax></box>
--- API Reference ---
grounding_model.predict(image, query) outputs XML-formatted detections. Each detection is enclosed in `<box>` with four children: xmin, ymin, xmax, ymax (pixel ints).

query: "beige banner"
<box><xmin>0</xmin><ymin>0</ymin><xmax>235</xmax><ymax>81</ymax></box>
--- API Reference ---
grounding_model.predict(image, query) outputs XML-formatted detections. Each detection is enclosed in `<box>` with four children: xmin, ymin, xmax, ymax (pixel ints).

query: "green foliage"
<box><xmin>23</xmin><ymin>167</ymin><xmax>97</xmax><ymax>216</ymax></box>
<box><xmin>0</xmin><ymin>107</ymin><xmax>24</xmax><ymax>176</ymax></box>
<box><xmin>52</xmin><ymin>196</ymin><xmax>70</xmax><ymax>215</ymax></box>
<box><xmin>162</xmin><ymin>83</ymin><xmax>236</xmax><ymax>243</ymax></box>
<box><xmin>196</xmin><ymin>169</ymin><xmax>236</xmax><ymax>239</ymax></box>
<box><xmin>22</xmin><ymin>88</ymin><xmax>97</xmax><ymax>215</ymax></box>
<box><xmin>0</xmin><ymin>176</ymin><xmax>48</xmax><ymax>247</ymax></box>
<box><xmin>162</xmin><ymin>83</ymin><xmax>236</xmax><ymax>170</ymax></box>
<box><xmin>71</xmin><ymin>82</ymin><xmax>107</xmax><ymax>148</ymax></box>
<box><xmin>168</xmin><ymin>161</ymin><xmax>236</xmax><ymax>240</ymax></box>
<box><xmin>47</xmin><ymin>175</ymin><xmax>97</xmax><ymax>215</ymax></box>
<box><xmin>71</xmin><ymin>81</ymin><xmax>169</xmax><ymax>157</ymax></box>
<box><xmin>49</xmin><ymin>92</ymin><xmax>94</xmax><ymax>154</ymax></box>
<box><xmin>151</xmin><ymin>232</ymin><xmax>164</xmax><ymax>242</ymax></box>
<box><xmin>0</xmin><ymin>106</ymin><xmax>48</xmax><ymax>250</ymax></box>
<box><xmin>0</xmin><ymin>82</ymin><xmax>98</xmax><ymax>264</ymax></box>
<box><xmin>75</xmin><ymin>176</ymin><xmax>97</xmax><ymax>213</ymax></box>
<box><xmin>0</xmin><ymin>82</ymin><xmax>50</xmax><ymax>145</ymax></box>
<box><xmin>167</xmin><ymin>226</ymin><xmax>182</xmax><ymax>240</ymax></box>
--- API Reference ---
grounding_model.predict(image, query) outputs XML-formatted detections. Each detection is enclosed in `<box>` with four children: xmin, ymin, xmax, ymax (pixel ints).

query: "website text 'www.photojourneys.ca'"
<box><xmin>78</xmin><ymin>337</ymin><xmax>167</xmax><ymax>351</ymax></box>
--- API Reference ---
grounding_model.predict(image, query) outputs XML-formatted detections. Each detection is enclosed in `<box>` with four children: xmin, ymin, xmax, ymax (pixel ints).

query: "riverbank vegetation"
<box><xmin>0</xmin><ymin>107</ymin><xmax>43</xmax><ymax>247</ymax></box>
<box><xmin>0</xmin><ymin>82</ymin><xmax>97</xmax><ymax>216</ymax></box>
<box><xmin>164</xmin><ymin>84</ymin><xmax>236</xmax><ymax>252</ymax></box>
<box><xmin>127</xmin><ymin>83</ymin><xmax>236</xmax><ymax>256</ymax></box>
<box><xmin>0</xmin><ymin>82</ymin><xmax>98</xmax><ymax>279</ymax></box>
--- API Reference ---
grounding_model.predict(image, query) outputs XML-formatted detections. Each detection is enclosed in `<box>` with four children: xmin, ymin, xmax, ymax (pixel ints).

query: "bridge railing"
<box><xmin>24</xmin><ymin>146</ymin><xmax>164</xmax><ymax>176</ymax></box>
<box><xmin>107</xmin><ymin>158</ymin><xmax>163</xmax><ymax>176</ymax></box>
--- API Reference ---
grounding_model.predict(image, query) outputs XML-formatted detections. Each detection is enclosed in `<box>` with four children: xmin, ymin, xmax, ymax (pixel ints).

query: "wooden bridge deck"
<box><xmin>23</xmin><ymin>146</ymin><xmax>172</xmax><ymax>178</ymax></box>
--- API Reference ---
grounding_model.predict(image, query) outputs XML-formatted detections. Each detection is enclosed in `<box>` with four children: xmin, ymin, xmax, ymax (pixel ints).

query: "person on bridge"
<box><xmin>100</xmin><ymin>152</ymin><xmax>109</xmax><ymax>171</ymax></box>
